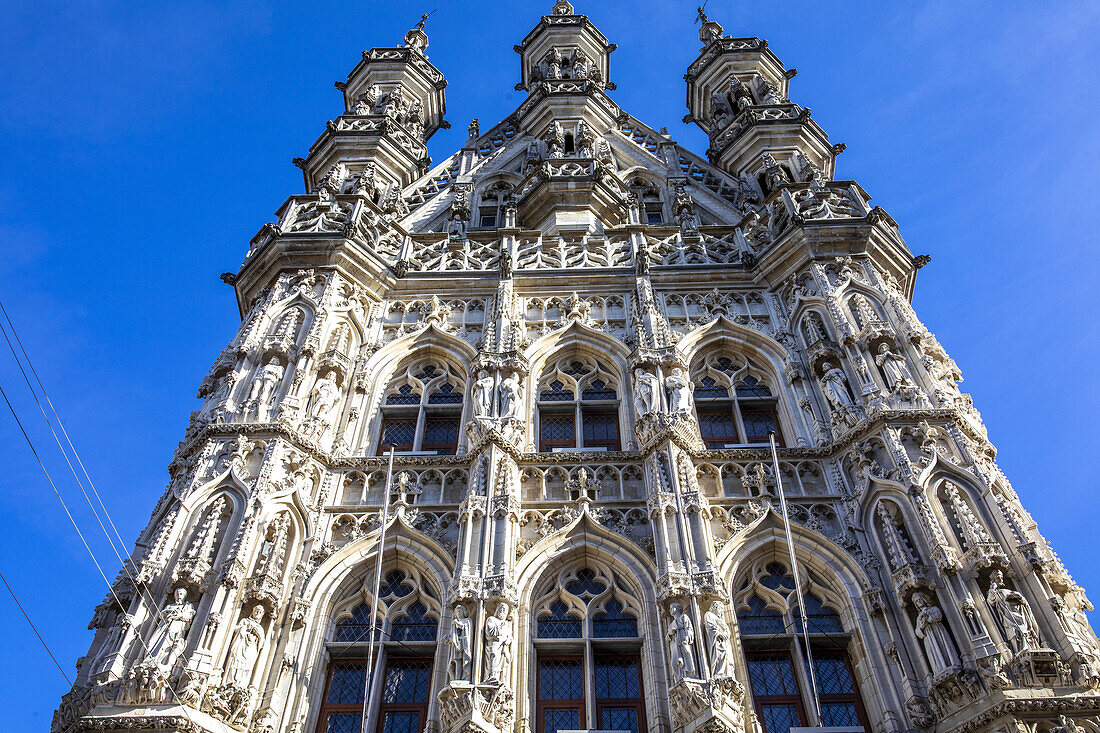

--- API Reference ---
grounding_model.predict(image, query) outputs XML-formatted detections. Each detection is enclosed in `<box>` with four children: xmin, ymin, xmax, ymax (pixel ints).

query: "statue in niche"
<box><xmin>309</xmin><ymin>371</ymin><xmax>341</xmax><ymax>421</ymax></box>
<box><xmin>912</xmin><ymin>592</ymin><xmax>959</xmax><ymax>678</ymax></box>
<box><xmin>483</xmin><ymin>602</ymin><xmax>513</xmax><ymax>684</ymax></box>
<box><xmin>248</xmin><ymin>357</ymin><xmax>284</xmax><ymax>407</ymax></box>
<box><xmin>473</xmin><ymin>370</ymin><xmax>495</xmax><ymax>418</ymax></box>
<box><xmin>255</xmin><ymin>514</ymin><xmax>290</xmax><ymax>579</ymax></box>
<box><xmin>665</xmin><ymin>367</ymin><xmax>694</xmax><ymax>415</ymax></box>
<box><xmin>546</xmin><ymin>49</ymin><xmax>563</xmax><ymax>80</ymax></box>
<box><xmin>819</xmin><ymin>362</ymin><xmax>856</xmax><ymax>412</ymax></box>
<box><xmin>90</xmin><ymin>613</ymin><xmax>134</xmax><ymax>676</ymax></box>
<box><xmin>987</xmin><ymin>570</ymin><xmax>1041</xmax><ymax>655</ymax></box>
<box><xmin>497</xmin><ymin>372</ymin><xmax>522</xmax><ymax>422</ymax></box>
<box><xmin>667</xmin><ymin>602</ymin><xmax>698</xmax><ymax>682</ymax></box>
<box><xmin>224</xmin><ymin>605</ymin><xmax>267</xmax><ymax>688</ymax></box>
<box><xmin>448</xmin><ymin>605</ymin><xmax>474</xmax><ymax>683</ymax></box>
<box><xmin>875</xmin><ymin>343</ymin><xmax>915</xmax><ymax>391</ymax></box>
<box><xmin>633</xmin><ymin>369</ymin><xmax>661</xmax><ymax>416</ymax></box>
<box><xmin>704</xmin><ymin>601</ymin><xmax>733</xmax><ymax>678</ymax></box>
<box><xmin>143</xmin><ymin>588</ymin><xmax>195</xmax><ymax>672</ymax></box>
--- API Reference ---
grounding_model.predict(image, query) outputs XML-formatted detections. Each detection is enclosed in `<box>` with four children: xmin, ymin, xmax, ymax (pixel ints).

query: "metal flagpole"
<box><xmin>769</xmin><ymin>431</ymin><xmax>823</xmax><ymax>727</ymax></box>
<box><xmin>360</xmin><ymin>447</ymin><xmax>396</xmax><ymax>733</ymax></box>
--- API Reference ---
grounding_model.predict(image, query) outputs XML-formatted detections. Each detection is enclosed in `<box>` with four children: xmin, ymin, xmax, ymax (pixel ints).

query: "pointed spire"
<box><xmin>695</xmin><ymin>5</ymin><xmax>724</xmax><ymax>46</ymax></box>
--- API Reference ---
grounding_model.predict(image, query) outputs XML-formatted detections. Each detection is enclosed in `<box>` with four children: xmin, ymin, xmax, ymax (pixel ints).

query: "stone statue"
<box><xmin>309</xmin><ymin>371</ymin><xmax>341</xmax><ymax>419</ymax></box>
<box><xmin>710</xmin><ymin>90</ymin><xmax>732</xmax><ymax>128</ymax></box>
<box><xmin>875</xmin><ymin>344</ymin><xmax>915</xmax><ymax>391</ymax></box>
<box><xmin>633</xmin><ymin>369</ymin><xmax>661</xmax><ymax>416</ymax></box>
<box><xmin>667</xmin><ymin>602</ymin><xmax>698</xmax><ymax>682</ymax></box>
<box><xmin>820</xmin><ymin>362</ymin><xmax>855</xmax><ymax>411</ymax></box>
<box><xmin>473</xmin><ymin>370</ymin><xmax>495</xmax><ymax>418</ymax></box>
<box><xmin>704</xmin><ymin>601</ymin><xmax>733</xmax><ymax>677</ymax></box>
<box><xmin>248</xmin><ymin>357</ymin><xmax>284</xmax><ymax>406</ymax></box>
<box><xmin>143</xmin><ymin>587</ymin><xmax>195</xmax><ymax>672</ymax></box>
<box><xmin>449</xmin><ymin>605</ymin><xmax>473</xmax><ymax>683</ymax></box>
<box><xmin>497</xmin><ymin>373</ymin><xmax>522</xmax><ymax>422</ymax></box>
<box><xmin>90</xmin><ymin>613</ymin><xmax>133</xmax><ymax>676</ymax></box>
<box><xmin>913</xmin><ymin>592</ymin><xmax>958</xmax><ymax>677</ymax></box>
<box><xmin>483</xmin><ymin>602</ymin><xmax>513</xmax><ymax>684</ymax></box>
<box><xmin>224</xmin><ymin>605</ymin><xmax>267</xmax><ymax>688</ymax></box>
<box><xmin>665</xmin><ymin>367</ymin><xmax>693</xmax><ymax>414</ymax></box>
<box><xmin>987</xmin><ymin>570</ymin><xmax>1041</xmax><ymax>655</ymax></box>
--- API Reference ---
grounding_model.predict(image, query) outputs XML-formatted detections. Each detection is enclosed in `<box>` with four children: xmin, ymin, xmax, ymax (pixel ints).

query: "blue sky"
<box><xmin>2</xmin><ymin>0</ymin><xmax>1099</xmax><ymax>727</ymax></box>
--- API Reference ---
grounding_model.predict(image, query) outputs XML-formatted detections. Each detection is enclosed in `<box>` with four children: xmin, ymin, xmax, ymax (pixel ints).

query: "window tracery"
<box><xmin>377</xmin><ymin>361</ymin><xmax>465</xmax><ymax>455</ymax></box>
<box><xmin>477</xmin><ymin>182</ymin><xmax>514</xmax><ymax>228</ymax></box>
<box><xmin>734</xmin><ymin>561</ymin><xmax>866</xmax><ymax>732</ymax></box>
<box><xmin>690</xmin><ymin>353</ymin><xmax>783</xmax><ymax>447</ymax></box>
<box><xmin>536</xmin><ymin>357</ymin><xmax>621</xmax><ymax>451</ymax></box>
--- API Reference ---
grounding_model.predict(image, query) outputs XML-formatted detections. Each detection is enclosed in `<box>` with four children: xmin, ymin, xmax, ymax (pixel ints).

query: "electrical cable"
<box><xmin>0</xmin><ymin>374</ymin><xmax>204</xmax><ymax>729</ymax></box>
<box><xmin>0</xmin><ymin>568</ymin><xmax>72</xmax><ymax>685</ymax></box>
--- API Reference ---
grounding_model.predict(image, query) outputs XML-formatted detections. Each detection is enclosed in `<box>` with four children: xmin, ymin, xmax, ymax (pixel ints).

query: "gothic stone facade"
<box><xmin>54</xmin><ymin>5</ymin><xmax>1100</xmax><ymax>733</ymax></box>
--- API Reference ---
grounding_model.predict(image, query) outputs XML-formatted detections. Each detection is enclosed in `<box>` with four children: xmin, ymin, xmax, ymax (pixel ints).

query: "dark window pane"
<box><xmin>543</xmin><ymin>709</ymin><xmax>580</xmax><ymax>733</ymax></box>
<box><xmin>423</xmin><ymin>417</ymin><xmax>460</xmax><ymax>453</ymax></box>
<box><xmin>334</xmin><ymin>604</ymin><xmax>378</xmax><ymax>643</ymax></box>
<box><xmin>592</xmin><ymin>599</ymin><xmax>638</xmax><ymax>638</ymax></box>
<box><xmin>391</xmin><ymin>602</ymin><xmax>438</xmax><ymax>642</ymax></box>
<box><xmin>737</xmin><ymin>596</ymin><xmax>785</xmax><ymax>636</ymax></box>
<box><xmin>414</xmin><ymin>365</ymin><xmax>438</xmax><ymax>379</ymax></box>
<box><xmin>581</xmin><ymin>412</ymin><xmax>619</xmax><ymax>447</ymax></box>
<box><xmin>380</xmin><ymin>420</ymin><xmax>416</xmax><ymax>451</ymax></box>
<box><xmin>820</xmin><ymin>702</ymin><xmax>861</xmax><ymax>727</ymax></box>
<box><xmin>736</xmin><ymin>376</ymin><xmax>773</xmax><ymax>398</ymax></box>
<box><xmin>565</xmin><ymin>568</ymin><xmax>607</xmax><ymax>597</ymax></box>
<box><xmin>601</xmin><ymin>708</ymin><xmax>640</xmax><ymax>733</ymax></box>
<box><xmin>761</xmin><ymin>564</ymin><xmax>795</xmax><ymax>589</ymax></box>
<box><xmin>325</xmin><ymin>713</ymin><xmax>362</xmax><ymax>733</ymax></box>
<box><xmin>741</xmin><ymin>408</ymin><xmax>779</xmax><ymax>445</ymax></box>
<box><xmin>694</xmin><ymin>376</ymin><xmax>728</xmax><ymax>400</ymax></box>
<box><xmin>540</xmin><ymin>380</ymin><xmax>574</xmax><ymax>401</ymax></box>
<box><xmin>759</xmin><ymin>703</ymin><xmax>802</xmax><ymax>733</ymax></box>
<box><xmin>381</xmin><ymin>711</ymin><xmax>420</xmax><ymax>733</ymax></box>
<box><xmin>479</xmin><ymin>207</ymin><xmax>498</xmax><ymax>228</ymax></box>
<box><xmin>563</xmin><ymin>361</ymin><xmax>588</xmax><ymax>376</ymax></box>
<box><xmin>381</xmin><ymin>660</ymin><xmax>432</xmax><ymax>703</ymax></box>
<box><xmin>379</xmin><ymin>571</ymin><xmax>413</xmax><ymax>599</ymax></box>
<box><xmin>325</xmin><ymin>662</ymin><xmax>368</xmax><ymax>704</ymax></box>
<box><xmin>793</xmin><ymin>594</ymin><xmax>843</xmax><ymax>634</ymax></box>
<box><xmin>427</xmin><ymin>383</ymin><xmax>462</xmax><ymax>404</ymax></box>
<box><xmin>539</xmin><ymin>658</ymin><xmax>584</xmax><ymax>699</ymax></box>
<box><xmin>698</xmin><ymin>410</ymin><xmax>738</xmax><ymax>447</ymax></box>
<box><xmin>537</xmin><ymin>600</ymin><xmax>582</xmax><ymax>638</ymax></box>
<box><xmin>581</xmin><ymin>379</ymin><xmax>617</xmax><ymax>400</ymax></box>
<box><xmin>386</xmin><ymin>385</ymin><xmax>421</xmax><ymax>405</ymax></box>
<box><xmin>811</xmin><ymin>653</ymin><xmax>856</xmax><ymax>695</ymax></box>
<box><xmin>540</xmin><ymin>414</ymin><xmax>575</xmax><ymax>447</ymax></box>
<box><xmin>594</xmin><ymin>656</ymin><xmax>641</xmax><ymax>699</ymax></box>
<box><xmin>747</xmin><ymin>655</ymin><xmax>800</xmax><ymax>696</ymax></box>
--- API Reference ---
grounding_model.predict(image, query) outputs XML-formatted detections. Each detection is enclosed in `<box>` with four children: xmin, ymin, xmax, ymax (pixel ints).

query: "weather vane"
<box><xmin>415</xmin><ymin>9</ymin><xmax>437</xmax><ymax>30</ymax></box>
<box><xmin>695</xmin><ymin>0</ymin><xmax>709</xmax><ymax>25</ymax></box>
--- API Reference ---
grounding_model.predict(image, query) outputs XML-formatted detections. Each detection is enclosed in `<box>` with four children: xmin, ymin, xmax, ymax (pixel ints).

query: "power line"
<box><xmin>0</xmin><ymin>358</ymin><xmax>202</xmax><ymax>728</ymax></box>
<box><xmin>0</xmin><ymin>568</ymin><xmax>71</xmax><ymax>685</ymax></box>
<box><xmin>0</xmin><ymin>302</ymin><xmax>160</xmax><ymax>607</ymax></box>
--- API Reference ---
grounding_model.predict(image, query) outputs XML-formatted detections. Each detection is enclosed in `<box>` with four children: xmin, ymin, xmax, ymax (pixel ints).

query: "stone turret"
<box><xmin>297</xmin><ymin>18</ymin><xmax>449</xmax><ymax>194</ymax></box>
<box><xmin>683</xmin><ymin>8</ymin><xmax>840</xmax><ymax>190</ymax></box>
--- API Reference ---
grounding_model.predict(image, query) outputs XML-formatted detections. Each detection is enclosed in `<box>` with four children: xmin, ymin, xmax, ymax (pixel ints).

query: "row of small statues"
<box><xmin>914</xmin><ymin>571</ymin><xmax>1045</xmax><ymax>679</ymax></box>
<box><xmin>472</xmin><ymin>372</ymin><xmax>523</xmax><ymax>422</ymax></box>
<box><xmin>103</xmin><ymin>566</ymin><xmax>1046</xmax><ymax>706</ymax></box>
<box><xmin>95</xmin><ymin>588</ymin><xmax>269</xmax><ymax>694</ymax></box>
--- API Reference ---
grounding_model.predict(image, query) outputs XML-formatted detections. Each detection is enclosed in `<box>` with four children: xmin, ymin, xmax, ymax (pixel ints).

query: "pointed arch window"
<box><xmin>537</xmin><ymin>357</ymin><xmax>620</xmax><ymax>452</ymax></box>
<box><xmin>734</xmin><ymin>561</ymin><xmax>867</xmax><ymax>733</ymax></box>
<box><xmin>691</xmin><ymin>354</ymin><xmax>783</xmax><ymax>448</ymax></box>
<box><xmin>629</xmin><ymin>178</ymin><xmax>663</xmax><ymax>224</ymax></box>
<box><xmin>477</xmin><ymin>182</ymin><xmax>514</xmax><ymax>229</ymax></box>
<box><xmin>378</xmin><ymin>362</ymin><xmax>465</xmax><ymax>455</ymax></box>
<box><xmin>533</xmin><ymin>566</ymin><xmax>646</xmax><ymax>733</ymax></box>
<box><xmin>319</xmin><ymin>568</ymin><xmax>440</xmax><ymax>733</ymax></box>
